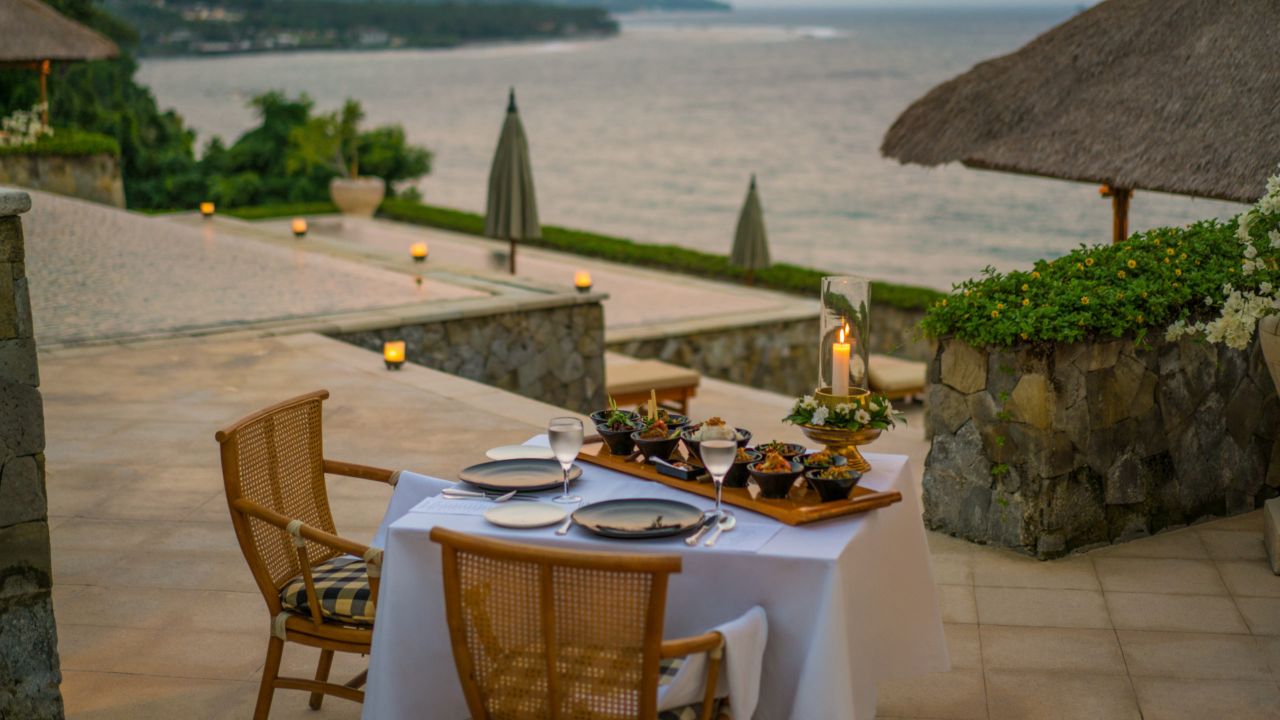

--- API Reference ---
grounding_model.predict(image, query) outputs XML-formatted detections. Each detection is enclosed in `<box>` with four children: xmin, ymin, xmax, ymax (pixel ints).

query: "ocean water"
<box><xmin>137</xmin><ymin>6</ymin><xmax>1245</xmax><ymax>290</ymax></box>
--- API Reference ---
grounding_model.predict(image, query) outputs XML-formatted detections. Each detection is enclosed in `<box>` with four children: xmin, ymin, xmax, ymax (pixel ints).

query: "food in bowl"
<box><xmin>687</xmin><ymin>417</ymin><xmax>738</xmax><ymax>442</ymax></box>
<box><xmin>757</xmin><ymin>451</ymin><xmax>794</xmax><ymax>473</ymax></box>
<box><xmin>638</xmin><ymin>419</ymin><xmax>676</xmax><ymax>440</ymax></box>
<box><xmin>816</xmin><ymin>466</ymin><xmax>856</xmax><ymax>481</ymax></box>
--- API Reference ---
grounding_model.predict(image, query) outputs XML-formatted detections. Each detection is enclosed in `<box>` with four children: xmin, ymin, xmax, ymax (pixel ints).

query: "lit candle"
<box><xmin>199</xmin><ymin>202</ymin><xmax>215</xmax><ymax>218</ymax></box>
<box><xmin>291</xmin><ymin>218</ymin><xmax>308</xmax><ymax>238</ymax></box>
<box><xmin>574</xmin><ymin>270</ymin><xmax>592</xmax><ymax>293</ymax></box>
<box><xmin>383</xmin><ymin>340</ymin><xmax>406</xmax><ymax>370</ymax></box>
<box><xmin>832</xmin><ymin>327</ymin><xmax>850</xmax><ymax>396</ymax></box>
<box><xmin>410</xmin><ymin>242</ymin><xmax>428</xmax><ymax>263</ymax></box>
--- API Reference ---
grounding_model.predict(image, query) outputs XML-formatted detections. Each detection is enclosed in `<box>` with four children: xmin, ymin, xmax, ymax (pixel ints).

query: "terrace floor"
<box><xmin>42</xmin><ymin>334</ymin><xmax>1280</xmax><ymax>720</ymax></box>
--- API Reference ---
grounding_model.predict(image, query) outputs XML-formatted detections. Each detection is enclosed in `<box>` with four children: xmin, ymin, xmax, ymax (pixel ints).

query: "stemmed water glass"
<box><xmin>699</xmin><ymin>439</ymin><xmax>737</xmax><ymax>519</ymax></box>
<box><xmin>548</xmin><ymin>417</ymin><xmax>583</xmax><ymax>504</ymax></box>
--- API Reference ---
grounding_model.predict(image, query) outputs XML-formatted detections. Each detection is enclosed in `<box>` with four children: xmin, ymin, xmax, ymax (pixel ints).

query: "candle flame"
<box><xmin>574</xmin><ymin>270</ymin><xmax>592</xmax><ymax>288</ymax></box>
<box><xmin>410</xmin><ymin>242</ymin><xmax>428</xmax><ymax>259</ymax></box>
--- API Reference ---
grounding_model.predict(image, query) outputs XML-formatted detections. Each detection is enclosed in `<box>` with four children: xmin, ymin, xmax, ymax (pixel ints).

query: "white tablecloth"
<box><xmin>363</xmin><ymin>450</ymin><xmax>948</xmax><ymax>720</ymax></box>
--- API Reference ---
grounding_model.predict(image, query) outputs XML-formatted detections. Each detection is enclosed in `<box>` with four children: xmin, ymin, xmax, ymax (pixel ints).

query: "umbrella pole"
<box><xmin>744</xmin><ymin>269</ymin><xmax>754</xmax><ymax>286</ymax></box>
<box><xmin>508</xmin><ymin>239</ymin><xmax>516</xmax><ymax>275</ymax></box>
<box><xmin>1111</xmin><ymin>187</ymin><xmax>1131</xmax><ymax>244</ymax></box>
<box><xmin>39</xmin><ymin>60</ymin><xmax>50</xmax><ymax>126</ymax></box>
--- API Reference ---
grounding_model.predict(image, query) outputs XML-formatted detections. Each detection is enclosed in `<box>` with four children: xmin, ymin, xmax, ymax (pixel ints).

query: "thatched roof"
<box><xmin>0</xmin><ymin>0</ymin><xmax>118</xmax><ymax>63</ymax></box>
<box><xmin>881</xmin><ymin>0</ymin><xmax>1280</xmax><ymax>204</ymax></box>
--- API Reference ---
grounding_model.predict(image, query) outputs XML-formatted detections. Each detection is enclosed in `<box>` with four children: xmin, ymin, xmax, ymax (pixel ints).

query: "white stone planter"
<box><xmin>329</xmin><ymin>176</ymin><xmax>385</xmax><ymax>217</ymax></box>
<box><xmin>1259</xmin><ymin>315</ymin><xmax>1280</xmax><ymax>394</ymax></box>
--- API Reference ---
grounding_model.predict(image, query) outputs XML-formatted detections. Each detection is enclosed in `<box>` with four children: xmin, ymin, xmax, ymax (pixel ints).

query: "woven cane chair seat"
<box><xmin>279</xmin><ymin>555</ymin><xmax>375</xmax><ymax>626</ymax></box>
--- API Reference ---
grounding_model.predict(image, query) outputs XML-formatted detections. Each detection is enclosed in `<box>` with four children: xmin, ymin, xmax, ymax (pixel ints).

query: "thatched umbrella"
<box><xmin>484</xmin><ymin>88</ymin><xmax>541</xmax><ymax>275</ymax></box>
<box><xmin>0</xmin><ymin>0</ymin><xmax>118</xmax><ymax>125</ymax></box>
<box><xmin>881</xmin><ymin>0</ymin><xmax>1280</xmax><ymax>244</ymax></box>
<box><xmin>730</xmin><ymin>174</ymin><xmax>770</xmax><ymax>285</ymax></box>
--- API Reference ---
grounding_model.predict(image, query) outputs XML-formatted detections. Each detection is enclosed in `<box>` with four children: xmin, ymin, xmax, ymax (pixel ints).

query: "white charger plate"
<box><xmin>484</xmin><ymin>502</ymin><xmax>568</xmax><ymax>529</ymax></box>
<box><xmin>485</xmin><ymin>445</ymin><xmax>556</xmax><ymax>461</ymax></box>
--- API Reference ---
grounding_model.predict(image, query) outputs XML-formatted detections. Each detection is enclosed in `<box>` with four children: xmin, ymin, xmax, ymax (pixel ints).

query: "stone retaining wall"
<box><xmin>333</xmin><ymin>300</ymin><xmax>606</xmax><ymax>414</ymax></box>
<box><xmin>608</xmin><ymin>304</ymin><xmax>931</xmax><ymax>397</ymax></box>
<box><xmin>0</xmin><ymin>154</ymin><xmax>124</xmax><ymax>208</ymax></box>
<box><xmin>924</xmin><ymin>333</ymin><xmax>1280</xmax><ymax>558</ymax></box>
<box><xmin>0</xmin><ymin>189</ymin><xmax>63</xmax><ymax>718</ymax></box>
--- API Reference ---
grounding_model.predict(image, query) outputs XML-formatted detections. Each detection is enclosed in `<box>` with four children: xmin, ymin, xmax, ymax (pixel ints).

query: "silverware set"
<box><xmin>685</xmin><ymin>511</ymin><xmax>735</xmax><ymax>547</ymax></box>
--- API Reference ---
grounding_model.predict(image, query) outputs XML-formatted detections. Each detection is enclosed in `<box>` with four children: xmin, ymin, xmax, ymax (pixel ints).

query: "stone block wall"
<box><xmin>333</xmin><ymin>301</ymin><xmax>606</xmax><ymax>414</ymax></box>
<box><xmin>608</xmin><ymin>304</ymin><xmax>932</xmax><ymax>398</ymax></box>
<box><xmin>0</xmin><ymin>154</ymin><xmax>124</xmax><ymax>208</ymax></box>
<box><xmin>924</xmin><ymin>333</ymin><xmax>1280</xmax><ymax>558</ymax></box>
<box><xmin>0</xmin><ymin>189</ymin><xmax>63</xmax><ymax>718</ymax></box>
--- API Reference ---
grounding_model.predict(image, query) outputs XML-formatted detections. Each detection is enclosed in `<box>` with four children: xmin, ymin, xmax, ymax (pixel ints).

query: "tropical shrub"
<box><xmin>0</xmin><ymin>127</ymin><xmax>119</xmax><ymax>157</ymax></box>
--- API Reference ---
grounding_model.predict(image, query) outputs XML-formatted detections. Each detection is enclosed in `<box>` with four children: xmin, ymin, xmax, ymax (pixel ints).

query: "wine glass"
<box><xmin>548</xmin><ymin>417</ymin><xmax>584</xmax><ymax>504</ymax></box>
<box><xmin>699</xmin><ymin>439</ymin><xmax>737</xmax><ymax>519</ymax></box>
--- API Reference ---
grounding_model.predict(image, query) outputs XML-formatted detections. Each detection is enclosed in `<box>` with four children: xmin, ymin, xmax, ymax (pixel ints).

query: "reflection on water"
<box><xmin>138</xmin><ymin>7</ymin><xmax>1245</xmax><ymax>290</ymax></box>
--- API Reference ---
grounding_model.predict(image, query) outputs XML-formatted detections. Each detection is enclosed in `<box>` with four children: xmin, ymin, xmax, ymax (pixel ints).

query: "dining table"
<box><xmin>362</xmin><ymin>438</ymin><xmax>948</xmax><ymax>720</ymax></box>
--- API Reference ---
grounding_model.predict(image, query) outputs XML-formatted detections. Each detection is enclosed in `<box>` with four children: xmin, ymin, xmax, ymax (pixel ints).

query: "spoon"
<box><xmin>554</xmin><ymin>514</ymin><xmax>575</xmax><ymax>535</ymax></box>
<box><xmin>684</xmin><ymin>512</ymin><xmax>719</xmax><ymax>546</ymax></box>
<box><xmin>704</xmin><ymin>513</ymin><xmax>737</xmax><ymax>547</ymax></box>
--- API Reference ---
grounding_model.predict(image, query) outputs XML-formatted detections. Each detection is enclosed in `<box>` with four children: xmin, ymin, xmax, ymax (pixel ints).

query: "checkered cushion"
<box><xmin>658</xmin><ymin>657</ymin><xmax>727</xmax><ymax>720</ymax></box>
<box><xmin>279</xmin><ymin>555</ymin><xmax>374</xmax><ymax>625</ymax></box>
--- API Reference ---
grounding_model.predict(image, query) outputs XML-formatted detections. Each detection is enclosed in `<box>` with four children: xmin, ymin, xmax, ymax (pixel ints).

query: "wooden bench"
<box><xmin>606</xmin><ymin>359</ymin><xmax>700</xmax><ymax>414</ymax></box>
<box><xmin>867</xmin><ymin>353</ymin><xmax>927</xmax><ymax>402</ymax></box>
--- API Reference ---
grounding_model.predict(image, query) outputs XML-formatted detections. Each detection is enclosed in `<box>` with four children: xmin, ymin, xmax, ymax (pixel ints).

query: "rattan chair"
<box><xmin>216</xmin><ymin>389</ymin><xmax>396</xmax><ymax>719</ymax></box>
<box><xmin>431</xmin><ymin>526</ymin><xmax>728</xmax><ymax>720</ymax></box>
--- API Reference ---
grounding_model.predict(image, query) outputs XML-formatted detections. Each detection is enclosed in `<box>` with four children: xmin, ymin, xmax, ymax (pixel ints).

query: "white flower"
<box><xmin>800</xmin><ymin>395</ymin><xmax>816</xmax><ymax>410</ymax></box>
<box><xmin>1244</xmin><ymin>244</ymin><xmax>1258</xmax><ymax>259</ymax></box>
<box><xmin>811</xmin><ymin>406</ymin><xmax>829</xmax><ymax>426</ymax></box>
<box><xmin>1270</xmin><ymin>230</ymin><xmax>1280</xmax><ymax>249</ymax></box>
<box><xmin>1262</xmin><ymin>282</ymin><xmax>1274</xmax><ymax>295</ymax></box>
<box><xmin>1238</xmin><ymin>211</ymin><xmax>1254</xmax><ymax>242</ymax></box>
<box><xmin>835</xmin><ymin>402</ymin><xmax>852</xmax><ymax>414</ymax></box>
<box><xmin>854</xmin><ymin>409</ymin><xmax>871</xmax><ymax>425</ymax></box>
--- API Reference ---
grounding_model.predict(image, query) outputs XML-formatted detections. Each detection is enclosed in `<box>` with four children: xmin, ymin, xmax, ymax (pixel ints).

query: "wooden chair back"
<box><xmin>430</xmin><ymin>527</ymin><xmax>684</xmax><ymax>720</ymax></box>
<box><xmin>216</xmin><ymin>389</ymin><xmax>340</xmax><ymax>612</ymax></box>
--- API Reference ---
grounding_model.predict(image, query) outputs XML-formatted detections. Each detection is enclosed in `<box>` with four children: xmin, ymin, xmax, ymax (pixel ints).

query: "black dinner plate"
<box><xmin>458</xmin><ymin>458</ymin><xmax>582</xmax><ymax>492</ymax></box>
<box><xmin>572</xmin><ymin>498</ymin><xmax>705</xmax><ymax>539</ymax></box>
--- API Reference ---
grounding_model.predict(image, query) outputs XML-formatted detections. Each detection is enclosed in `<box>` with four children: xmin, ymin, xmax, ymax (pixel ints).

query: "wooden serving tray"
<box><xmin>576</xmin><ymin>442</ymin><xmax>902</xmax><ymax>526</ymax></box>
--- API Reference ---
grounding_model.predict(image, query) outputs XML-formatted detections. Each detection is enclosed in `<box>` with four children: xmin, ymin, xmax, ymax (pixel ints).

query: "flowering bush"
<box><xmin>783</xmin><ymin>393</ymin><xmax>905</xmax><ymax>431</ymax></box>
<box><xmin>919</xmin><ymin>174</ymin><xmax>1280</xmax><ymax>348</ymax></box>
<box><xmin>0</xmin><ymin>104</ymin><xmax>52</xmax><ymax>148</ymax></box>
<box><xmin>1165</xmin><ymin>172</ymin><xmax>1280</xmax><ymax>349</ymax></box>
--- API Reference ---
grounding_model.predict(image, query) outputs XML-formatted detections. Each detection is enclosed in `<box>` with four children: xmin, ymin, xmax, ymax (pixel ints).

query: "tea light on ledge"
<box><xmin>291</xmin><ymin>218</ymin><xmax>308</xmax><ymax>238</ymax></box>
<box><xmin>383</xmin><ymin>340</ymin><xmax>406</xmax><ymax>370</ymax></box>
<box><xmin>199</xmin><ymin>202</ymin><xmax>215</xmax><ymax>218</ymax></box>
<box><xmin>410</xmin><ymin>242</ymin><xmax>428</xmax><ymax>263</ymax></box>
<box><xmin>574</xmin><ymin>270</ymin><xmax>593</xmax><ymax>293</ymax></box>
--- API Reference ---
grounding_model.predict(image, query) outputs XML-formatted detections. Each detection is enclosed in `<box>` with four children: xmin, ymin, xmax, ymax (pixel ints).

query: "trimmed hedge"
<box><xmin>0</xmin><ymin>129</ymin><xmax>120</xmax><ymax>158</ymax></box>
<box><xmin>920</xmin><ymin>218</ymin><xmax>1243</xmax><ymax>348</ymax></box>
<box><xmin>378</xmin><ymin>199</ymin><xmax>943</xmax><ymax>311</ymax></box>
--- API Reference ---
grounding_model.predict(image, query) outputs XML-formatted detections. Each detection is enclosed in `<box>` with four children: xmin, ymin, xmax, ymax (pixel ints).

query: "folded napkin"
<box><xmin>657</xmin><ymin>605</ymin><xmax>768</xmax><ymax>719</ymax></box>
<box><xmin>371</xmin><ymin>470</ymin><xmax>454</xmax><ymax>548</ymax></box>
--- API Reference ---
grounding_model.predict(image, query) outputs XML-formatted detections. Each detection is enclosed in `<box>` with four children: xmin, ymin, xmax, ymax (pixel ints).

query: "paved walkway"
<box><xmin>42</xmin><ymin>335</ymin><xmax>1280</xmax><ymax>720</ymax></box>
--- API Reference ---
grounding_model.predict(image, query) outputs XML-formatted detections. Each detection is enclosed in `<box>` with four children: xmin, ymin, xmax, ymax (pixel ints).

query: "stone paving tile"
<box><xmin>983</xmin><ymin>670</ymin><xmax>1141</xmax><ymax>720</ymax></box>
<box><xmin>1199</xmin><ymin>529</ymin><xmax>1270</xmax><ymax>561</ymax></box>
<box><xmin>979</xmin><ymin>626</ymin><xmax>1126</xmax><ymax>674</ymax></box>
<box><xmin>944</xmin><ymin>623</ymin><xmax>983</xmax><ymax>670</ymax></box>
<box><xmin>60</xmin><ymin>670</ymin><xmax>252</xmax><ymax>720</ymax></box>
<box><xmin>1130</xmin><ymin>677</ymin><xmax>1280</xmax><ymax>720</ymax></box>
<box><xmin>937</xmin><ymin>584</ymin><xmax>978</xmax><ymax>625</ymax></box>
<box><xmin>1093</xmin><ymin>557</ymin><xmax>1229</xmax><ymax>595</ymax></box>
<box><xmin>1217</xmin><ymin>560</ymin><xmax>1280</xmax><ymax>598</ymax></box>
<box><xmin>974</xmin><ymin>587</ymin><xmax>1110</xmax><ymax>629</ymax></box>
<box><xmin>971</xmin><ymin>550</ymin><xmax>1099</xmax><ymax>590</ymax></box>
<box><xmin>1236</xmin><ymin>597</ymin><xmax>1280</xmax><ymax>636</ymax></box>
<box><xmin>1117</xmin><ymin>630</ymin><xmax>1274</xmax><ymax>681</ymax></box>
<box><xmin>59</xmin><ymin>624</ymin><xmax>265</xmax><ymax>680</ymax></box>
<box><xmin>1105</xmin><ymin>591</ymin><xmax>1250</xmax><ymax>634</ymax></box>
<box><xmin>22</xmin><ymin>192</ymin><xmax>482</xmax><ymax>345</ymax></box>
<box><xmin>1090</xmin><ymin>528</ymin><xmax>1209</xmax><ymax>560</ymax></box>
<box><xmin>876</xmin><ymin>668</ymin><xmax>988</xmax><ymax>720</ymax></box>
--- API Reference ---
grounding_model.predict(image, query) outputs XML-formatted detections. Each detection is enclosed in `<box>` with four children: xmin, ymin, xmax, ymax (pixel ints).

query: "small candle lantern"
<box><xmin>819</xmin><ymin>276</ymin><xmax>870</xmax><ymax>401</ymax></box>
<box><xmin>574</xmin><ymin>270</ymin><xmax>593</xmax><ymax>293</ymax></box>
<box><xmin>199</xmin><ymin>202</ymin><xmax>215</xmax><ymax>218</ymax></box>
<box><xmin>410</xmin><ymin>242</ymin><xmax>428</xmax><ymax>263</ymax></box>
<box><xmin>291</xmin><ymin>218</ymin><xmax>308</xmax><ymax>238</ymax></box>
<box><xmin>383</xmin><ymin>340</ymin><xmax>406</xmax><ymax>370</ymax></box>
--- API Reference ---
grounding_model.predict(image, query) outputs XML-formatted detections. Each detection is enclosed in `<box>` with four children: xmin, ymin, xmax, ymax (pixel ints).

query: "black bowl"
<box><xmin>596</xmin><ymin>421</ymin><xmax>639</xmax><ymax>456</ymax></box>
<box><xmin>630</xmin><ymin>429</ymin><xmax>682</xmax><ymax>464</ymax></box>
<box><xmin>590</xmin><ymin>408</ymin><xmax>639</xmax><ymax>425</ymax></box>
<box><xmin>747</xmin><ymin>459</ymin><xmax>804</xmax><ymax>499</ymax></box>
<box><xmin>723</xmin><ymin>449</ymin><xmax>761</xmax><ymax>488</ymax></box>
<box><xmin>681</xmin><ymin>426</ymin><xmax>752</xmax><ymax>461</ymax></box>
<box><xmin>805</xmin><ymin>468</ymin><xmax>863</xmax><ymax>503</ymax></box>
<box><xmin>799</xmin><ymin>451</ymin><xmax>848</xmax><ymax>470</ymax></box>
<box><xmin>752</xmin><ymin>442</ymin><xmax>806</xmax><ymax>459</ymax></box>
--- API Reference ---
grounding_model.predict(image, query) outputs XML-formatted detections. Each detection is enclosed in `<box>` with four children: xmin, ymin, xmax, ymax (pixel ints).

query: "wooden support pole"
<box><xmin>508</xmin><ymin>239</ymin><xmax>516</xmax><ymax>275</ymax></box>
<box><xmin>39</xmin><ymin>60</ymin><xmax>49</xmax><ymax>126</ymax></box>
<box><xmin>1111</xmin><ymin>187</ymin><xmax>1131</xmax><ymax>244</ymax></box>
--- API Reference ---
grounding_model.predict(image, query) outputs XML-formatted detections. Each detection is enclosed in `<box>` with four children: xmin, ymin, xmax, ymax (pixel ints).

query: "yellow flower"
<box><xmin>1195</xmin><ymin>260</ymin><xmax>1201</xmax><ymax>265</ymax></box>
<box><xmin>1117</xmin><ymin>270</ymin><xmax>1126</xmax><ymax>279</ymax></box>
<box><xmin>1164</xmin><ymin>257</ymin><xmax>1171</xmax><ymax>264</ymax></box>
<box><xmin>1166</xmin><ymin>248</ymin><xmax>1175</xmax><ymax>256</ymax></box>
<box><xmin>1085</xmin><ymin>257</ymin><xmax>1095</xmax><ymax>266</ymax></box>
<box><xmin>1021</xmin><ymin>283</ymin><xmax>1029</xmax><ymax>292</ymax></box>
<box><xmin>1076</xmin><ymin>263</ymin><xmax>1084</xmax><ymax>271</ymax></box>
<box><xmin>1137</xmin><ymin>314</ymin><xmax>1144</xmax><ymax>323</ymax></box>
<box><xmin>1154</xmin><ymin>238</ymin><xmax>1161</xmax><ymax>245</ymax></box>
<box><xmin>1175</xmin><ymin>268</ymin><xmax>1182</xmax><ymax>276</ymax></box>
<box><xmin>1173</xmin><ymin>282</ymin><xmax>1180</xmax><ymax>288</ymax></box>
<box><xmin>1022</xmin><ymin>298</ymin><xmax>1030</xmax><ymax>306</ymax></box>
<box><xmin>1020</xmin><ymin>332</ymin><xmax>1029</xmax><ymax>340</ymax></box>
<box><xmin>1127</xmin><ymin>259</ymin><xmax>1137</xmax><ymax>269</ymax></box>
<box><xmin>1180</xmin><ymin>253</ymin><xmax>1187</xmax><ymax>260</ymax></box>
<box><xmin>1118</xmin><ymin>292</ymin><xmax>1125</xmax><ymax>299</ymax></box>
<box><xmin>1081</xmin><ymin>296</ymin><xmax>1090</xmax><ymax>305</ymax></box>
<box><xmin>942</xmin><ymin>298</ymin><xmax>947</xmax><ymax>306</ymax></box>
<box><xmin>991</xmin><ymin>310</ymin><xmax>999</xmax><ymax>318</ymax></box>
<box><xmin>964</xmin><ymin>290</ymin><xmax>971</xmax><ymax>296</ymax></box>
<box><xmin>1031</xmin><ymin>271</ymin><xmax>1040</xmax><ymax>279</ymax></box>
<box><xmin>996</xmin><ymin>303</ymin><xmax>1005</xmax><ymax>310</ymax></box>
<box><xmin>1141</xmin><ymin>291</ymin><xmax>1148</xmax><ymax>298</ymax></box>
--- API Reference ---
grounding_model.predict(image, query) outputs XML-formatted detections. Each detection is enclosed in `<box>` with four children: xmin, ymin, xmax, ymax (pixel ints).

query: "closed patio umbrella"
<box><xmin>484</xmin><ymin>88</ymin><xmax>541</xmax><ymax>275</ymax></box>
<box><xmin>730</xmin><ymin>174</ymin><xmax>770</xmax><ymax>285</ymax></box>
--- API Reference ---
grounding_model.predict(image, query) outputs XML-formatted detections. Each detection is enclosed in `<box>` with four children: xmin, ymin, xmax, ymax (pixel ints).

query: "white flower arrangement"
<box><xmin>1166</xmin><ymin>166</ymin><xmax>1280</xmax><ymax>350</ymax></box>
<box><xmin>783</xmin><ymin>392</ymin><xmax>905</xmax><ymax>431</ymax></box>
<box><xmin>0</xmin><ymin>104</ymin><xmax>52</xmax><ymax>149</ymax></box>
